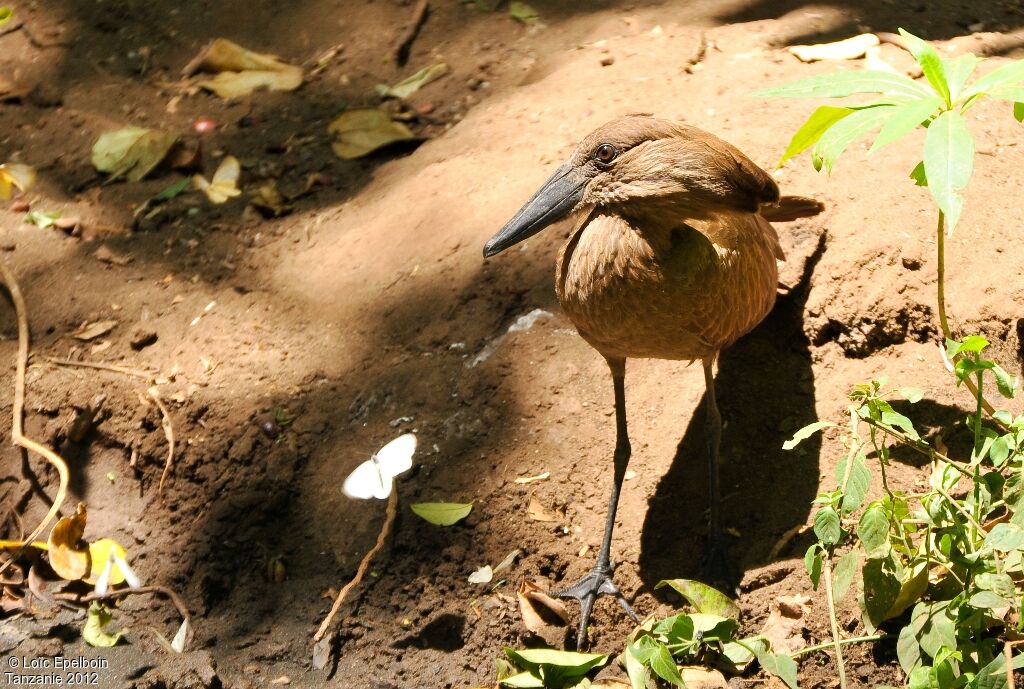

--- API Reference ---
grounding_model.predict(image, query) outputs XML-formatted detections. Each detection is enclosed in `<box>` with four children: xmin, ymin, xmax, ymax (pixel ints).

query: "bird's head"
<box><xmin>483</xmin><ymin>115</ymin><xmax>779</xmax><ymax>257</ymax></box>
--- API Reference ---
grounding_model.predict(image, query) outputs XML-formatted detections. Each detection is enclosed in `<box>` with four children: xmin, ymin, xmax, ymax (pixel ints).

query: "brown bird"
<box><xmin>483</xmin><ymin>115</ymin><xmax>823</xmax><ymax>646</ymax></box>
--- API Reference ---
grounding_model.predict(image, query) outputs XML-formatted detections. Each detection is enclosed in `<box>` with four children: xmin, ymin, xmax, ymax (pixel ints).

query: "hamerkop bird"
<box><xmin>483</xmin><ymin>115</ymin><xmax>823</xmax><ymax>645</ymax></box>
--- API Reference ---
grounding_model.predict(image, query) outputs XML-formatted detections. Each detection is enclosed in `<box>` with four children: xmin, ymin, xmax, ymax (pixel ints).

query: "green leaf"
<box><xmin>688</xmin><ymin>613</ymin><xmax>738</xmax><ymax>641</ymax></box>
<box><xmin>869</xmin><ymin>96</ymin><xmax>943</xmax><ymax>153</ymax></box>
<box><xmin>909</xmin><ymin>160</ymin><xmax>928</xmax><ymax>186</ymax></box>
<box><xmin>24</xmin><ymin>210</ymin><xmax>61</xmax><ymax>229</ymax></box>
<box><xmin>946</xmin><ymin>335</ymin><xmax>989</xmax><ymax>357</ymax></box>
<box><xmin>756</xmin><ymin>651</ymin><xmax>799</xmax><ymax>689</ymax></box>
<box><xmin>898</xmin><ymin>29</ymin><xmax>950</xmax><ymax>105</ymax></box>
<box><xmin>813</xmin><ymin>506</ymin><xmax>842</xmax><ymax>546</ymax></box>
<box><xmin>831</xmin><ymin>551</ymin><xmax>859</xmax><ymax>603</ymax></box>
<box><xmin>155</xmin><ymin>177</ymin><xmax>191</xmax><ymax>201</ymax></box>
<box><xmin>648</xmin><ymin>642</ymin><xmax>684</xmax><ymax>687</ymax></box>
<box><xmin>0</xmin><ymin>7</ymin><xmax>12</xmax><ymax>25</ymax></box>
<box><xmin>411</xmin><ymin>502</ymin><xmax>473</xmax><ymax>526</ymax></box>
<box><xmin>989</xmin><ymin>85</ymin><xmax>1024</xmax><ymax>103</ymax></box>
<box><xmin>923</xmin><ymin>110</ymin><xmax>974</xmax><ymax>233</ymax></box>
<box><xmin>721</xmin><ymin>637</ymin><xmax>767</xmax><ymax>671</ymax></box>
<box><xmin>754</xmin><ymin>70</ymin><xmax>932</xmax><ymax>100</ymax></box>
<box><xmin>961</xmin><ymin>59</ymin><xmax>1024</xmax><ymax>100</ymax></box>
<box><xmin>508</xmin><ymin>1</ymin><xmax>539</xmax><ymax>22</ymax></box>
<box><xmin>840</xmin><ymin>453</ymin><xmax>871</xmax><ymax>514</ymax></box>
<box><xmin>880</xmin><ymin>409</ymin><xmax>919</xmax><ymax>440</ymax></box>
<box><xmin>777</xmin><ymin>106</ymin><xmax>854</xmax><ymax>167</ymax></box>
<box><xmin>782</xmin><ymin>420</ymin><xmax>835</xmax><ymax>450</ymax></box>
<box><xmin>814</xmin><ymin>104</ymin><xmax>897</xmax><ymax>173</ymax></box>
<box><xmin>858</xmin><ymin>503</ymin><xmax>890</xmax><ymax>557</ymax></box>
<box><xmin>989</xmin><ymin>434</ymin><xmax>1011</xmax><ymax>466</ymax></box>
<box><xmin>991</xmin><ymin>364</ymin><xmax>1017</xmax><ymax>399</ymax></box>
<box><xmin>942</xmin><ymin>53</ymin><xmax>979</xmax><ymax>102</ymax></box>
<box><xmin>655</xmin><ymin>579</ymin><xmax>740</xmax><ymax>619</ymax></box>
<box><xmin>861</xmin><ymin>556</ymin><xmax>901</xmax><ymax>626</ymax></box>
<box><xmin>505</xmin><ymin>648</ymin><xmax>608</xmax><ymax>680</ymax></box>
<box><xmin>83</xmin><ymin>602</ymin><xmax>125</xmax><ymax>648</ymax></box>
<box><xmin>984</xmin><ymin>523</ymin><xmax>1024</xmax><ymax>552</ymax></box>
<box><xmin>804</xmin><ymin>544</ymin><xmax>823</xmax><ymax>589</ymax></box>
<box><xmin>376</xmin><ymin>63</ymin><xmax>448</xmax><ymax>100</ymax></box>
<box><xmin>901</xmin><ymin>387</ymin><xmax>924</xmax><ymax>403</ymax></box>
<box><xmin>968</xmin><ymin>590</ymin><xmax>1011</xmax><ymax>609</ymax></box>
<box><xmin>897</xmin><ymin>622</ymin><xmax>923</xmax><ymax>674</ymax></box>
<box><xmin>913</xmin><ymin>602</ymin><xmax>956</xmax><ymax>660</ymax></box>
<box><xmin>500</xmin><ymin>671</ymin><xmax>544</xmax><ymax>688</ymax></box>
<box><xmin>970</xmin><ymin>648</ymin><xmax>1024</xmax><ymax>689</ymax></box>
<box><xmin>1014</xmin><ymin>102</ymin><xmax>1024</xmax><ymax>123</ymax></box>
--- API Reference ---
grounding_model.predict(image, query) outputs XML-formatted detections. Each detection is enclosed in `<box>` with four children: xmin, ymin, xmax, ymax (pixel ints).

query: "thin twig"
<box><xmin>147</xmin><ymin>387</ymin><xmax>176</xmax><ymax>497</ymax></box>
<box><xmin>394</xmin><ymin>0</ymin><xmax>429</xmax><ymax>66</ymax></box>
<box><xmin>0</xmin><ymin>262</ymin><xmax>70</xmax><ymax>578</ymax></box>
<box><xmin>44</xmin><ymin>356</ymin><xmax>176</xmax><ymax>496</ymax></box>
<box><xmin>44</xmin><ymin>357</ymin><xmax>157</xmax><ymax>381</ymax></box>
<box><xmin>314</xmin><ymin>490</ymin><xmax>398</xmax><ymax>643</ymax></box>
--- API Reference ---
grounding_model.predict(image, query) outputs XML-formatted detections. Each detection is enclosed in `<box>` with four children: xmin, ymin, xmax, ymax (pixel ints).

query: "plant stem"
<box><xmin>821</xmin><ymin>555</ymin><xmax>848</xmax><ymax>689</ymax></box>
<box><xmin>860</xmin><ymin>416</ymin><xmax>973</xmax><ymax>478</ymax></box>
<box><xmin>790</xmin><ymin>634</ymin><xmax>892</xmax><ymax>659</ymax></box>
<box><xmin>936</xmin><ymin>210</ymin><xmax>950</xmax><ymax>337</ymax></box>
<box><xmin>935</xmin><ymin>211</ymin><xmax>1001</xmax><ymax>422</ymax></box>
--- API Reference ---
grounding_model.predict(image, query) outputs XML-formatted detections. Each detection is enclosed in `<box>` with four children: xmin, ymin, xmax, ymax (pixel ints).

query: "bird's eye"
<box><xmin>593</xmin><ymin>143</ymin><xmax>619</xmax><ymax>165</ymax></box>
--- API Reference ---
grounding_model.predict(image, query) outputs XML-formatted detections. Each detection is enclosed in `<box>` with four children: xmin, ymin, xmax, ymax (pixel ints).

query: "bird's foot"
<box><xmin>701</xmin><ymin>536</ymin><xmax>741</xmax><ymax>596</ymax></box>
<box><xmin>552</xmin><ymin>564</ymin><xmax>638</xmax><ymax>649</ymax></box>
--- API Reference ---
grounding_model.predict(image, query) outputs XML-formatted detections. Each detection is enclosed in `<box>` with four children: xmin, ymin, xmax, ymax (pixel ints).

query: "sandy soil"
<box><xmin>2</xmin><ymin>1</ymin><xmax>1024</xmax><ymax>687</ymax></box>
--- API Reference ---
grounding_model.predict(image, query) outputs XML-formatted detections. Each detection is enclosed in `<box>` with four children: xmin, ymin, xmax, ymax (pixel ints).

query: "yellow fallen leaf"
<box><xmin>197</xmin><ymin>69</ymin><xmax>302</xmax><ymax>99</ymax></box>
<box><xmin>83</xmin><ymin>602</ymin><xmax>123</xmax><ymax>647</ymax></box>
<box><xmin>85</xmin><ymin>538</ymin><xmax>127</xmax><ymax>586</ymax></box>
<box><xmin>48</xmin><ymin>504</ymin><xmax>91</xmax><ymax>581</ymax></box>
<box><xmin>72</xmin><ymin>320</ymin><xmax>118</xmax><ymax>341</ymax></box>
<box><xmin>514</xmin><ymin>471</ymin><xmax>550</xmax><ymax>485</ymax></box>
<box><xmin>0</xmin><ymin>162</ymin><xmax>36</xmax><ymax>199</ymax></box>
<box><xmin>186</xmin><ymin>38</ymin><xmax>303</xmax><ymax>99</ymax></box>
<box><xmin>788</xmin><ymin>33</ymin><xmax>880</xmax><ymax>62</ymax></box>
<box><xmin>92</xmin><ymin>127</ymin><xmax>178</xmax><ymax>182</ymax></box>
<box><xmin>193</xmin><ymin>156</ymin><xmax>241</xmax><ymax>204</ymax></box>
<box><xmin>328</xmin><ymin>109</ymin><xmax>417</xmax><ymax>159</ymax></box>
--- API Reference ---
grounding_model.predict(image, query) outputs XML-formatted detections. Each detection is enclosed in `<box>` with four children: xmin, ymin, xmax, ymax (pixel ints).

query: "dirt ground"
<box><xmin>2</xmin><ymin>0</ymin><xmax>1024</xmax><ymax>687</ymax></box>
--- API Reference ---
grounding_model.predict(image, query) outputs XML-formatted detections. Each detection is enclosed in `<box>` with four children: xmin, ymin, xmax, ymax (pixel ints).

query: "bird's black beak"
<box><xmin>483</xmin><ymin>164</ymin><xmax>586</xmax><ymax>257</ymax></box>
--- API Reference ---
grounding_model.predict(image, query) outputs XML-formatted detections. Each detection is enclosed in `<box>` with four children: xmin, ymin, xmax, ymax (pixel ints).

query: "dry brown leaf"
<box><xmin>327</xmin><ymin>109</ymin><xmax>417</xmax><ymax>159</ymax></box>
<box><xmin>186</xmin><ymin>39</ymin><xmax>303</xmax><ymax>99</ymax></box>
<box><xmin>517</xmin><ymin>578</ymin><xmax>569</xmax><ymax>637</ymax></box>
<box><xmin>72</xmin><ymin>320</ymin><xmax>118</xmax><ymax>341</ymax></box>
<box><xmin>679</xmin><ymin>667</ymin><xmax>729</xmax><ymax>689</ymax></box>
<box><xmin>788</xmin><ymin>33</ymin><xmax>880</xmax><ymax>62</ymax></box>
<box><xmin>527</xmin><ymin>494</ymin><xmax>557</xmax><ymax>522</ymax></box>
<box><xmin>759</xmin><ymin>593</ymin><xmax>811</xmax><ymax>654</ymax></box>
<box><xmin>47</xmin><ymin>503</ymin><xmax>91</xmax><ymax>581</ymax></box>
<box><xmin>249</xmin><ymin>181</ymin><xmax>292</xmax><ymax>217</ymax></box>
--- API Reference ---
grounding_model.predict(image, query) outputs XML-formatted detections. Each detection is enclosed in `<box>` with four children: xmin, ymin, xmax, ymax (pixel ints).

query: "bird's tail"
<box><xmin>760</xmin><ymin>195</ymin><xmax>825</xmax><ymax>222</ymax></box>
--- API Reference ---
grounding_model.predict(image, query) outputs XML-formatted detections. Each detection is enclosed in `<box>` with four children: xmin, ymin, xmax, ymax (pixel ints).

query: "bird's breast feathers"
<box><xmin>555</xmin><ymin>210</ymin><xmax>779</xmax><ymax>360</ymax></box>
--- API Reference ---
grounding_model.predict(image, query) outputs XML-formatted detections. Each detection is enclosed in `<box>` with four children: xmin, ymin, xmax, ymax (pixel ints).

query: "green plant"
<box><xmin>759</xmin><ymin>28</ymin><xmax>1024</xmax><ymax>689</ymax></box>
<box><xmin>497</xmin><ymin>580</ymin><xmax>798</xmax><ymax>689</ymax></box>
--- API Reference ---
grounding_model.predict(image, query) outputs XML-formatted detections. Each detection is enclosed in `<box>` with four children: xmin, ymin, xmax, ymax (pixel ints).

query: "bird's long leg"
<box><xmin>553</xmin><ymin>356</ymin><xmax>639</xmax><ymax>648</ymax></box>
<box><xmin>701</xmin><ymin>356</ymin><xmax>739</xmax><ymax>588</ymax></box>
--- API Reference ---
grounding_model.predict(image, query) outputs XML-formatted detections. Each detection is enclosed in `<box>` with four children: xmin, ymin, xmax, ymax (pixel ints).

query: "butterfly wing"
<box><xmin>342</xmin><ymin>458</ymin><xmax>391</xmax><ymax>500</ymax></box>
<box><xmin>373</xmin><ymin>433</ymin><xmax>416</xmax><ymax>481</ymax></box>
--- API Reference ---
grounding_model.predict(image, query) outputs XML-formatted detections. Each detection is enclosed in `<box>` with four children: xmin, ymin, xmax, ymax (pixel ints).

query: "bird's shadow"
<box><xmin>638</xmin><ymin>226</ymin><xmax>826</xmax><ymax>589</ymax></box>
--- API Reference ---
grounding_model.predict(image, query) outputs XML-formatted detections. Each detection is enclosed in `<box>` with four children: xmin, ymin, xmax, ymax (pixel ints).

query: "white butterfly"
<box><xmin>342</xmin><ymin>433</ymin><xmax>417</xmax><ymax>500</ymax></box>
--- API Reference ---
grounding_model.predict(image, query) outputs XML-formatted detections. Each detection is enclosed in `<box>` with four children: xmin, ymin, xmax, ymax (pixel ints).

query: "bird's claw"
<box><xmin>552</xmin><ymin>565</ymin><xmax>638</xmax><ymax>649</ymax></box>
<box><xmin>701</xmin><ymin>536</ymin><xmax>741</xmax><ymax>595</ymax></box>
